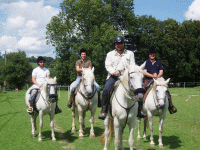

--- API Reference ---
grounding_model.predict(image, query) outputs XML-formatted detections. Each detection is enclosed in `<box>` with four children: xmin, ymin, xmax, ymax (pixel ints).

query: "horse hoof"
<box><xmin>52</xmin><ymin>139</ymin><xmax>56</xmax><ymax>142</ymax></box>
<box><xmin>89</xmin><ymin>135</ymin><xmax>95</xmax><ymax>139</ymax></box>
<box><xmin>38</xmin><ymin>139</ymin><xmax>42</xmax><ymax>142</ymax></box>
<box><xmin>137</xmin><ymin>137</ymin><xmax>141</xmax><ymax>141</ymax></box>
<box><xmin>143</xmin><ymin>137</ymin><xmax>147</xmax><ymax>140</ymax></box>
<box><xmin>159</xmin><ymin>144</ymin><xmax>163</xmax><ymax>148</ymax></box>
<box><xmin>150</xmin><ymin>144</ymin><xmax>155</xmax><ymax>147</ymax></box>
<box><xmin>79</xmin><ymin>136</ymin><xmax>84</xmax><ymax>139</ymax></box>
<box><xmin>71</xmin><ymin>129</ymin><xmax>76</xmax><ymax>133</ymax></box>
<box><xmin>31</xmin><ymin>134</ymin><xmax>36</xmax><ymax>138</ymax></box>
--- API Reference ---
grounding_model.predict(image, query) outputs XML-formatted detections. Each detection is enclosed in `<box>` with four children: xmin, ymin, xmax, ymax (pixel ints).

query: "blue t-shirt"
<box><xmin>144</xmin><ymin>59</ymin><xmax>164</xmax><ymax>78</ymax></box>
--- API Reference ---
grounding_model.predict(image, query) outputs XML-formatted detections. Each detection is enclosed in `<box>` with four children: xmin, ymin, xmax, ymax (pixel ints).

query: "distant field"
<box><xmin>0</xmin><ymin>87</ymin><xmax>199</xmax><ymax>150</ymax></box>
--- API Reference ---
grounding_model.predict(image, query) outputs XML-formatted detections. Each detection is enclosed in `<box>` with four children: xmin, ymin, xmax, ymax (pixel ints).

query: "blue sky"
<box><xmin>0</xmin><ymin>0</ymin><xmax>199</xmax><ymax>58</ymax></box>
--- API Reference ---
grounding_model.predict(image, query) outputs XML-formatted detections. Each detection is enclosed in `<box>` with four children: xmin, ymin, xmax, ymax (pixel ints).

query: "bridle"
<box><xmin>153</xmin><ymin>84</ymin><xmax>167</xmax><ymax>109</ymax></box>
<box><xmin>41</xmin><ymin>83</ymin><xmax>58</xmax><ymax>103</ymax></box>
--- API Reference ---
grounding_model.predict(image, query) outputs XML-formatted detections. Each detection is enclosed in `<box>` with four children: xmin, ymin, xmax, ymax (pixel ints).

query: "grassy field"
<box><xmin>0</xmin><ymin>87</ymin><xmax>199</xmax><ymax>150</ymax></box>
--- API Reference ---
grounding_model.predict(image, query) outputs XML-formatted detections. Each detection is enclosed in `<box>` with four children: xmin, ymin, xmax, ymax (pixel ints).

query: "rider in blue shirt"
<box><xmin>143</xmin><ymin>47</ymin><xmax>177</xmax><ymax>114</ymax></box>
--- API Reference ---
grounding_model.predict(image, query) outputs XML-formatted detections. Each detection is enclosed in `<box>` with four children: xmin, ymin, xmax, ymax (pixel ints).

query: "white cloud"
<box><xmin>0</xmin><ymin>35</ymin><xmax>17</xmax><ymax>52</ymax></box>
<box><xmin>5</xmin><ymin>16</ymin><xmax>25</xmax><ymax>30</ymax></box>
<box><xmin>184</xmin><ymin>0</ymin><xmax>200</xmax><ymax>20</ymax></box>
<box><xmin>0</xmin><ymin>0</ymin><xmax>60</xmax><ymax>58</ymax></box>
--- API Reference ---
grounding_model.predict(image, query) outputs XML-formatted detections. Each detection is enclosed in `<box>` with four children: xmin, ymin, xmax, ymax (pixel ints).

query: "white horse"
<box><xmin>137</xmin><ymin>77</ymin><xmax>170</xmax><ymax>148</ymax></box>
<box><xmin>70</xmin><ymin>67</ymin><xmax>98</xmax><ymax>139</ymax></box>
<box><xmin>103</xmin><ymin>64</ymin><xmax>145</xmax><ymax>150</ymax></box>
<box><xmin>25</xmin><ymin>77</ymin><xmax>58</xmax><ymax>142</ymax></box>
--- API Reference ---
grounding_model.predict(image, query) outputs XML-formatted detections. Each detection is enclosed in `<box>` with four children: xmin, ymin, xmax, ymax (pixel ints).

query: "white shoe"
<box><xmin>27</xmin><ymin>107</ymin><xmax>33</xmax><ymax>114</ymax></box>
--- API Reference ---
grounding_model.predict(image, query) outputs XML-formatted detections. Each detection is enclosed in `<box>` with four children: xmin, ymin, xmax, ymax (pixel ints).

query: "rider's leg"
<box><xmin>98</xmin><ymin>75</ymin><xmax>118</xmax><ymax>120</ymax></box>
<box><xmin>94</xmin><ymin>80</ymin><xmax>101</xmax><ymax>107</ymax></box>
<box><xmin>27</xmin><ymin>89</ymin><xmax>37</xmax><ymax>114</ymax></box>
<box><xmin>167</xmin><ymin>90</ymin><xmax>177</xmax><ymax>114</ymax></box>
<box><xmin>67</xmin><ymin>76</ymin><xmax>82</xmax><ymax>108</ymax></box>
<box><xmin>137</xmin><ymin>101</ymin><xmax>146</xmax><ymax>118</ymax></box>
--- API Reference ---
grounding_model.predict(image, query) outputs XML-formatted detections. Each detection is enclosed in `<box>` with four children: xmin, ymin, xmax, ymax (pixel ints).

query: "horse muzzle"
<box><xmin>49</xmin><ymin>94</ymin><xmax>58</xmax><ymax>103</ymax></box>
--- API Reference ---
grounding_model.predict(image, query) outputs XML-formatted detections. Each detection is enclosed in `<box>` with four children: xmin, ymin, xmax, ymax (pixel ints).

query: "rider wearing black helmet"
<box><xmin>98</xmin><ymin>35</ymin><xmax>136</xmax><ymax>120</ymax></box>
<box><xmin>27</xmin><ymin>56</ymin><xmax>62</xmax><ymax>114</ymax></box>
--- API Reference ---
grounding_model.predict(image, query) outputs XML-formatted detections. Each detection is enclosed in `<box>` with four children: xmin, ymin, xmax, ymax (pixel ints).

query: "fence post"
<box><xmin>68</xmin><ymin>85</ymin><xmax>70</xmax><ymax>101</ymax></box>
<box><xmin>184</xmin><ymin>82</ymin><xmax>185</xmax><ymax>89</ymax></box>
<box><xmin>59</xmin><ymin>85</ymin><xmax>61</xmax><ymax>97</ymax></box>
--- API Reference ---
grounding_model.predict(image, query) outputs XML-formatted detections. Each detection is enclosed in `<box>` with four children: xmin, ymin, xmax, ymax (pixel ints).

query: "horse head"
<box><xmin>121</xmin><ymin>64</ymin><xmax>145</xmax><ymax>101</ymax></box>
<box><xmin>153</xmin><ymin>77</ymin><xmax>170</xmax><ymax>109</ymax></box>
<box><xmin>42</xmin><ymin>77</ymin><xmax>58</xmax><ymax>103</ymax></box>
<box><xmin>81</xmin><ymin>67</ymin><xmax>95</xmax><ymax>96</ymax></box>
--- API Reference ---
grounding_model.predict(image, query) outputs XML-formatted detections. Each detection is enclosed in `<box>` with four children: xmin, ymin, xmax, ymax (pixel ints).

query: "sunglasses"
<box><xmin>39</xmin><ymin>61</ymin><xmax>45</xmax><ymax>63</ymax></box>
<box><xmin>116</xmin><ymin>42</ymin><xmax>123</xmax><ymax>45</ymax></box>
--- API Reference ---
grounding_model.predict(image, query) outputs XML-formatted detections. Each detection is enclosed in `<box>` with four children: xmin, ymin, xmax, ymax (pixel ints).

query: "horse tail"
<box><xmin>99</xmin><ymin>118</ymin><xmax>114</xmax><ymax>145</ymax></box>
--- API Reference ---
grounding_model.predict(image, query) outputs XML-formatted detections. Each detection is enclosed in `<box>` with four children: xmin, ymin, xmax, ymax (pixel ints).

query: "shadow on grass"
<box><xmin>143</xmin><ymin>135</ymin><xmax>182</xmax><ymax>149</ymax></box>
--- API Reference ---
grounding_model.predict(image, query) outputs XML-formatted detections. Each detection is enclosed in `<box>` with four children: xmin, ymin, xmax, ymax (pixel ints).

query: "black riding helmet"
<box><xmin>37</xmin><ymin>56</ymin><xmax>45</xmax><ymax>65</ymax></box>
<box><xmin>80</xmin><ymin>48</ymin><xmax>87</xmax><ymax>55</ymax></box>
<box><xmin>148</xmin><ymin>46</ymin><xmax>157</xmax><ymax>53</ymax></box>
<box><xmin>114</xmin><ymin>35</ymin><xmax>125</xmax><ymax>43</ymax></box>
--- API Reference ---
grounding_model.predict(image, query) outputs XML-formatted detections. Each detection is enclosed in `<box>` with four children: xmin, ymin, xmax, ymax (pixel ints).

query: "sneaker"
<box><xmin>27</xmin><ymin>107</ymin><xmax>33</xmax><ymax>114</ymax></box>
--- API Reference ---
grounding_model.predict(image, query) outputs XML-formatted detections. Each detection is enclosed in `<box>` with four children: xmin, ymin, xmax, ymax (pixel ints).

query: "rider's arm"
<box><xmin>105</xmin><ymin>51</ymin><xmax>115</xmax><ymax>75</ymax></box>
<box><xmin>32</xmin><ymin>75</ymin><xmax>42</xmax><ymax>88</ymax></box>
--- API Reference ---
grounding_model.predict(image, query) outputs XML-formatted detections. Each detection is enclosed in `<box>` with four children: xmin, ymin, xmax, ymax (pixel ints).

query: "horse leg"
<box><xmin>129</xmin><ymin>117</ymin><xmax>137</xmax><ymax>150</ymax></box>
<box><xmin>31</xmin><ymin>114</ymin><xmax>37</xmax><ymax>138</ymax></box>
<box><xmin>158</xmin><ymin>117</ymin><xmax>165</xmax><ymax>148</ymax></box>
<box><xmin>89</xmin><ymin>108</ymin><xmax>96</xmax><ymax>139</ymax></box>
<box><xmin>148</xmin><ymin>113</ymin><xmax>155</xmax><ymax>147</ymax></box>
<box><xmin>103</xmin><ymin>116</ymin><xmax>110</xmax><ymax>150</ymax></box>
<box><xmin>78</xmin><ymin>108</ymin><xmax>84</xmax><ymax>139</ymax></box>
<box><xmin>143</xmin><ymin>116</ymin><xmax>147</xmax><ymax>140</ymax></box>
<box><xmin>137</xmin><ymin>117</ymin><xmax>141</xmax><ymax>140</ymax></box>
<box><xmin>50</xmin><ymin>113</ymin><xmax>56</xmax><ymax>142</ymax></box>
<box><xmin>114</xmin><ymin>118</ymin><xmax>123</xmax><ymax>150</ymax></box>
<box><xmin>71</xmin><ymin>107</ymin><xmax>76</xmax><ymax>133</ymax></box>
<box><xmin>38</xmin><ymin>112</ymin><xmax>43</xmax><ymax>142</ymax></box>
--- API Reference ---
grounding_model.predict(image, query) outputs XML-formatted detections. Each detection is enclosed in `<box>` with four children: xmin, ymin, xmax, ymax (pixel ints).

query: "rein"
<box><xmin>114</xmin><ymin>74</ymin><xmax>137</xmax><ymax>130</ymax></box>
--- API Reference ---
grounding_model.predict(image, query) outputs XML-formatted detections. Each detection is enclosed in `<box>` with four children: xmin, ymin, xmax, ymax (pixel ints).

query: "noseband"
<box><xmin>46</xmin><ymin>84</ymin><xmax>58</xmax><ymax>103</ymax></box>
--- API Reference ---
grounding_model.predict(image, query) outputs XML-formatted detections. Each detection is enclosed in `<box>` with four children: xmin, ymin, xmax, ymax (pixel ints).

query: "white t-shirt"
<box><xmin>32</xmin><ymin>67</ymin><xmax>50</xmax><ymax>85</ymax></box>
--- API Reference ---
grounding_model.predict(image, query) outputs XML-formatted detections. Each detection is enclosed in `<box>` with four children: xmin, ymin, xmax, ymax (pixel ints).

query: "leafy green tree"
<box><xmin>46</xmin><ymin>0</ymin><xmax>135</xmax><ymax>85</ymax></box>
<box><xmin>0</xmin><ymin>51</ymin><xmax>32</xmax><ymax>90</ymax></box>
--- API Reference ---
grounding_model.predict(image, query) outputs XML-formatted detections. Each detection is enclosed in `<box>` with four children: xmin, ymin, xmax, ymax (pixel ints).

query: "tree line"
<box><xmin>46</xmin><ymin>0</ymin><xmax>200</xmax><ymax>86</ymax></box>
<box><xmin>0</xmin><ymin>0</ymin><xmax>200</xmax><ymax>89</ymax></box>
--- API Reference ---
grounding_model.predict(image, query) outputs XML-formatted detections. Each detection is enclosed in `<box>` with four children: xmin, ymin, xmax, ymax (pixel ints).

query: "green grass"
<box><xmin>0</xmin><ymin>87</ymin><xmax>199</xmax><ymax>149</ymax></box>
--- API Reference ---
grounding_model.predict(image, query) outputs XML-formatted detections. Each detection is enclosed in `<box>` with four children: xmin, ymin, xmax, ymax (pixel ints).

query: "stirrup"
<box><xmin>55</xmin><ymin>107</ymin><xmax>62</xmax><ymax>114</ymax></box>
<box><xmin>67</xmin><ymin>102</ymin><xmax>73</xmax><ymax>108</ymax></box>
<box><xmin>27</xmin><ymin>107</ymin><xmax>33</xmax><ymax>114</ymax></box>
<box><xmin>169</xmin><ymin>105</ymin><xmax>177</xmax><ymax>114</ymax></box>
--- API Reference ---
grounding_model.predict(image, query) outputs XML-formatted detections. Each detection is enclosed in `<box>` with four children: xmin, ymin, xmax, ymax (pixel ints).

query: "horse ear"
<box><xmin>153</xmin><ymin>78</ymin><xmax>159</xmax><ymax>84</ymax></box>
<box><xmin>91</xmin><ymin>67</ymin><xmax>94</xmax><ymax>72</ymax></box>
<box><xmin>54</xmin><ymin>76</ymin><xmax>56</xmax><ymax>80</ymax></box>
<box><xmin>140</xmin><ymin>62</ymin><xmax>146</xmax><ymax>70</ymax></box>
<box><xmin>165</xmin><ymin>78</ymin><xmax>170</xmax><ymax>84</ymax></box>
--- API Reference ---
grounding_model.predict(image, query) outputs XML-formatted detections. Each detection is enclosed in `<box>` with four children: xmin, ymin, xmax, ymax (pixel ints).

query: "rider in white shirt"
<box><xmin>98</xmin><ymin>35</ymin><xmax>136</xmax><ymax>120</ymax></box>
<box><xmin>27</xmin><ymin>56</ymin><xmax>62</xmax><ymax>114</ymax></box>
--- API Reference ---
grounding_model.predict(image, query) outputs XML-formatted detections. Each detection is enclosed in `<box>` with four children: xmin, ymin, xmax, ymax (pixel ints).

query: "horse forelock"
<box><xmin>82</xmin><ymin>69</ymin><xmax>94</xmax><ymax>80</ymax></box>
<box><xmin>152</xmin><ymin>77</ymin><xmax>168</xmax><ymax>92</ymax></box>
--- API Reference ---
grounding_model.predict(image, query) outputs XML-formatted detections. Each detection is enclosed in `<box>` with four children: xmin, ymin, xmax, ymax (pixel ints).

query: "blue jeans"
<box><xmin>103</xmin><ymin>75</ymin><xmax>118</xmax><ymax>96</ymax></box>
<box><xmin>29</xmin><ymin>89</ymin><xmax>37</xmax><ymax>101</ymax></box>
<box><xmin>72</xmin><ymin>76</ymin><xmax>101</xmax><ymax>91</ymax></box>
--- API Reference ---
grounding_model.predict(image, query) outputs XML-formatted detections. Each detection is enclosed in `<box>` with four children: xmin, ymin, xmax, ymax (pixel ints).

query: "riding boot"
<box><xmin>55</xmin><ymin>102</ymin><xmax>62</xmax><ymax>114</ymax></box>
<box><xmin>137</xmin><ymin>101</ymin><xmax>146</xmax><ymax>118</ymax></box>
<box><xmin>98</xmin><ymin>94</ymin><xmax>108</xmax><ymax>120</ymax></box>
<box><xmin>97</xmin><ymin>90</ymin><xmax>102</xmax><ymax>107</ymax></box>
<box><xmin>67</xmin><ymin>91</ymin><xmax>75</xmax><ymax>108</ymax></box>
<box><xmin>167</xmin><ymin>90</ymin><xmax>177</xmax><ymax>114</ymax></box>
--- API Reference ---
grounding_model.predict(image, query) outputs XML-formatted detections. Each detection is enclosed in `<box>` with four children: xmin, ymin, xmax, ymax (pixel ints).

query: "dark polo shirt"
<box><xmin>75</xmin><ymin>59</ymin><xmax>91</xmax><ymax>76</ymax></box>
<box><xmin>144</xmin><ymin>59</ymin><xmax>164</xmax><ymax>79</ymax></box>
